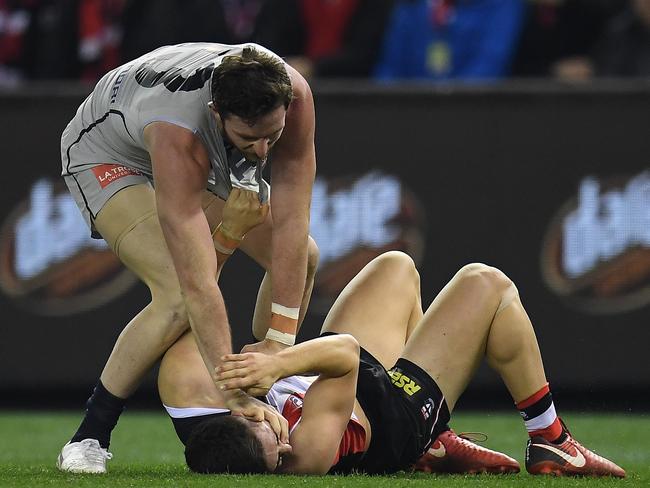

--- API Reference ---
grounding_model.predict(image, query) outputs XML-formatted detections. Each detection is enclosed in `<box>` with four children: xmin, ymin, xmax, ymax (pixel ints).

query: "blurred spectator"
<box><xmin>0</xmin><ymin>1</ymin><xmax>77</xmax><ymax>84</ymax></box>
<box><xmin>78</xmin><ymin>0</ymin><xmax>124</xmax><ymax>81</ymax></box>
<box><xmin>512</xmin><ymin>0</ymin><xmax>626</xmax><ymax>81</ymax></box>
<box><xmin>254</xmin><ymin>0</ymin><xmax>394</xmax><ymax>79</ymax></box>
<box><xmin>373</xmin><ymin>0</ymin><xmax>525</xmax><ymax>81</ymax></box>
<box><xmin>120</xmin><ymin>0</ymin><xmax>264</xmax><ymax>62</ymax></box>
<box><xmin>593</xmin><ymin>0</ymin><xmax>650</xmax><ymax>76</ymax></box>
<box><xmin>0</xmin><ymin>0</ymin><xmax>123</xmax><ymax>84</ymax></box>
<box><xmin>0</xmin><ymin>0</ymin><xmax>30</xmax><ymax>85</ymax></box>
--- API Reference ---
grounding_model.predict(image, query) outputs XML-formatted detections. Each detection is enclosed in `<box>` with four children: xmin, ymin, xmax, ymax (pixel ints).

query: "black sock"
<box><xmin>70</xmin><ymin>381</ymin><xmax>126</xmax><ymax>449</ymax></box>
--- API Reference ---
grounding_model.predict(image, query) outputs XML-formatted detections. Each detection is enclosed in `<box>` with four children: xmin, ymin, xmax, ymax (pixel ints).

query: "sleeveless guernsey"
<box><xmin>61</xmin><ymin>42</ymin><xmax>280</xmax><ymax>201</ymax></box>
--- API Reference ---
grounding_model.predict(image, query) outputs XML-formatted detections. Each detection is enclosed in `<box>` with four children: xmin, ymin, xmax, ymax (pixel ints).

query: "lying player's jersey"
<box><xmin>164</xmin><ymin>374</ymin><xmax>366</xmax><ymax>469</ymax></box>
<box><xmin>265</xmin><ymin>376</ymin><xmax>367</xmax><ymax>468</ymax></box>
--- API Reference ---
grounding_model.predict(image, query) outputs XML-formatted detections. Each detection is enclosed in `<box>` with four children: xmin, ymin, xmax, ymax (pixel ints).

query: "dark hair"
<box><xmin>184</xmin><ymin>416</ymin><xmax>269</xmax><ymax>474</ymax></box>
<box><xmin>211</xmin><ymin>46</ymin><xmax>293</xmax><ymax>123</ymax></box>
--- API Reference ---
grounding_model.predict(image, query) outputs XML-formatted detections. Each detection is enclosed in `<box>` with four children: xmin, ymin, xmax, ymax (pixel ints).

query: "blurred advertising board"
<box><xmin>0</xmin><ymin>84</ymin><xmax>648</xmax><ymax>399</ymax></box>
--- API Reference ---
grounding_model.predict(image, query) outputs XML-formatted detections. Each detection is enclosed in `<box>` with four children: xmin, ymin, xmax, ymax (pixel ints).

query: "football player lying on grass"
<box><xmin>158</xmin><ymin>249</ymin><xmax>625</xmax><ymax>476</ymax></box>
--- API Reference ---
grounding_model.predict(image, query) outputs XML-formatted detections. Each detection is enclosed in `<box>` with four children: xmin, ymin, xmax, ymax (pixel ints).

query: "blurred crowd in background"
<box><xmin>0</xmin><ymin>0</ymin><xmax>648</xmax><ymax>86</ymax></box>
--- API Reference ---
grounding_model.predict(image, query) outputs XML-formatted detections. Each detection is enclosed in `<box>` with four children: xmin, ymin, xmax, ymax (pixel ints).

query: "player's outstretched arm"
<box><xmin>257</xmin><ymin>66</ymin><xmax>316</xmax><ymax>349</ymax></box>
<box><xmin>144</xmin><ymin>122</ymin><xmax>287</xmax><ymax>441</ymax></box>
<box><xmin>145</xmin><ymin>121</ymin><xmax>229</xmax><ymax>375</ymax></box>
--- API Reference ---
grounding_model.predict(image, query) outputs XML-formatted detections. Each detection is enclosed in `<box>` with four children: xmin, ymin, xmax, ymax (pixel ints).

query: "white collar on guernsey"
<box><xmin>163</xmin><ymin>404</ymin><xmax>230</xmax><ymax>419</ymax></box>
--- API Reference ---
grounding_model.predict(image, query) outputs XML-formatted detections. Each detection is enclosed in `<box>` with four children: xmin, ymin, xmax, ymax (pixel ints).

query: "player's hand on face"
<box><xmin>221</xmin><ymin>188</ymin><xmax>269</xmax><ymax>239</ymax></box>
<box><xmin>222</xmin><ymin>390</ymin><xmax>289</xmax><ymax>444</ymax></box>
<box><xmin>241</xmin><ymin>338</ymin><xmax>288</xmax><ymax>356</ymax></box>
<box><xmin>263</xmin><ymin>405</ymin><xmax>291</xmax><ymax>448</ymax></box>
<box><xmin>215</xmin><ymin>352</ymin><xmax>280</xmax><ymax>397</ymax></box>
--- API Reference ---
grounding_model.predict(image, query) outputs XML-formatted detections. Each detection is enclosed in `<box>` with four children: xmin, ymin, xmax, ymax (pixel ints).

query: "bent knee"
<box><xmin>455</xmin><ymin>263</ymin><xmax>512</xmax><ymax>298</ymax></box>
<box><xmin>379</xmin><ymin>250</ymin><xmax>416</xmax><ymax>269</ymax></box>
<box><xmin>150</xmin><ymin>291</ymin><xmax>190</xmax><ymax>347</ymax></box>
<box><xmin>376</xmin><ymin>250</ymin><xmax>420</xmax><ymax>285</ymax></box>
<box><xmin>307</xmin><ymin>236</ymin><xmax>320</xmax><ymax>275</ymax></box>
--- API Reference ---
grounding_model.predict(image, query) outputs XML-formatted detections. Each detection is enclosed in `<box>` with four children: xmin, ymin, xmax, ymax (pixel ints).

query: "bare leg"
<box><xmin>158</xmin><ymin>331</ymin><xmax>219</xmax><ymax>408</ymax></box>
<box><xmin>100</xmin><ymin>187</ymin><xmax>319</xmax><ymax>394</ymax></box>
<box><xmin>400</xmin><ymin>263</ymin><xmax>548</xmax><ymax>411</ymax></box>
<box><xmin>95</xmin><ymin>186</ymin><xmax>223</xmax><ymax>397</ymax></box>
<box><xmin>321</xmin><ymin>251</ymin><xmax>423</xmax><ymax>369</ymax></box>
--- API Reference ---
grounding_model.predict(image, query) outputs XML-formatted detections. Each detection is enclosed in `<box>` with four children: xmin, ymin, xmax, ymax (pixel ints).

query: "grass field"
<box><xmin>0</xmin><ymin>410</ymin><xmax>647</xmax><ymax>487</ymax></box>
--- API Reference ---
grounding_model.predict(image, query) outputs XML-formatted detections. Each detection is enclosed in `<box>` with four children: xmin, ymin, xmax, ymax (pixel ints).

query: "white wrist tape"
<box><xmin>271</xmin><ymin>303</ymin><xmax>300</xmax><ymax>320</ymax></box>
<box><xmin>265</xmin><ymin>328</ymin><xmax>296</xmax><ymax>346</ymax></box>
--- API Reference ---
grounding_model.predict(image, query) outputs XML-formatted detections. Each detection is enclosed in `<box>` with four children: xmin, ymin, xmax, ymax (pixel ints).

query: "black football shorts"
<box><xmin>323</xmin><ymin>333</ymin><xmax>450</xmax><ymax>474</ymax></box>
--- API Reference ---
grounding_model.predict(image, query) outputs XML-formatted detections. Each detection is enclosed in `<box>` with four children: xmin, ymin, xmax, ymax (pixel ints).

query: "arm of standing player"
<box><xmin>216</xmin><ymin>334</ymin><xmax>360</xmax><ymax>473</ymax></box>
<box><xmin>253</xmin><ymin>67</ymin><xmax>316</xmax><ymax>351</ymax></box>
<box><xmin>144</xmin><ymin>122</ymin><xmax>288</xmax><ymax>442</ymax></box>
<box><xmin>145</xmin><ymin>122</ymin><xmax>226</xmax><ymax>374</ymax></box>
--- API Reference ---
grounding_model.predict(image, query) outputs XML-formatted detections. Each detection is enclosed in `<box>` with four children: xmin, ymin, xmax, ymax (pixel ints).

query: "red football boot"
<box><xmin>526</xmin><ymin>424</ymin><xmax>625</xmax><ymax>478</ymax></box>
<box><xmin>413</xmin><ymin>430</ymin><xmax>520</xmax><ymax>474</ymax></box>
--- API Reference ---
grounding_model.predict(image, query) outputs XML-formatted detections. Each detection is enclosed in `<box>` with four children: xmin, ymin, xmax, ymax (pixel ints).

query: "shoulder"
<box><xmin>286</xmin><ymin>64</ymin><xmax>313</xmax><ymax>102</ymax></box>
<box><xmin>143</xmin><ymin>121</ymin><xmax>204</xmax><ymax>156</ymax></box>
<box><xmin>281</xmin><ymin>64</ymin><xmax>314</xmax><ymax>134</ymax></box>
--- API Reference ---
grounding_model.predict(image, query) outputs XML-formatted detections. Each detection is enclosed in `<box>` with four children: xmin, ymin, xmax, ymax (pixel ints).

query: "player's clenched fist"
<box><xmin>221</xmin><ymin>188</ymin><xmax>269</xmax><ymax>240</ymax></box>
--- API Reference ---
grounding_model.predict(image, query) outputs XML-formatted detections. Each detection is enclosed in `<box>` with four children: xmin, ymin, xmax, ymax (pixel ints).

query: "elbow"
<box><xmin>337</xmin><ymin>334</ymin><xmax>360</xmax><ymax>371</ymax></box>
<box><xmin>339</xmin><ymin>333</ymin><xmax>360</xmax><ymax>352</ymax></box>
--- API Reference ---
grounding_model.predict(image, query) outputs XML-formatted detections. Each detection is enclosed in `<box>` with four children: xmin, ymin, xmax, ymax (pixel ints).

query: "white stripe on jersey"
<box><xmin>164</xmin><ymin>404</ymin><xmax>229</xmax><ymax>418</ymax></box>
<box><xmin>265</xmin><ymin>375</ymin><xmax>317</xmax><ymax>414</ymax></box>
<box><xmin>164</xmin><ymin>374</ymin><xmax>357</xmax><ymax>423</ymax></box>
<box><xmin>265</xmin><ymin>375</ymin><xmax>359</xmax><ymax>422</ymax></box>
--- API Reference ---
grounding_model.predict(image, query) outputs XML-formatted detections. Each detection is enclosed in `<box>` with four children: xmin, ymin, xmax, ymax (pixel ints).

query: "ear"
<box><xmin>209</xmin><ymin>102</ymin><xmax>224</xmax><ymax>127</ymax></box>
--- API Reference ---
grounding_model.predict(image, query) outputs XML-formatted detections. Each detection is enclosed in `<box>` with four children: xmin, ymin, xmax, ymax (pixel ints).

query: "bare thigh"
<box><xmin>400</xmin><ymin>264</ymin><xmax>508</xmax><ymax>411</ymax></box>
<box><xmin>95</xmin><ymin>185</ymin><xmax>223</xmax><ymax>291</ymax></box>
<box><xmin>321</xmin><ymin>252</ymin><xmax>423</xmax><ymax>369</ymax></box>
<box><xmin>238</xmin><ymin>205</ymin><xmax>274</xmax><ymax>270</ymax></box>
<box><xmin>159</xmin><ymin>331</ymin><xmax>216</xmax><ymax>407</ymax></box>
<box><xmin>209</xmin><ymin>197</ymin><xmax>317</xmax><ymax>274</ymax></box>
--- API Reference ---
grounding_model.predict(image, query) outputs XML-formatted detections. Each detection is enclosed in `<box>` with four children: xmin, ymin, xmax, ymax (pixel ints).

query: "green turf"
<box><xmin>0</xmin><ymin>411</ymin><xmax>647</xmax><ymax>487</ymax></box>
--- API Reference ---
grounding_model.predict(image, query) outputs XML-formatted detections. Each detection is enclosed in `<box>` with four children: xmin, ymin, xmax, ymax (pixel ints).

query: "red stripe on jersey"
<box><xmin>281</xmin><ymin>393</ymin><xmax>366</xmax><ymax>464</ymax></box>
<box><xmin>281</xmin><ymin>392</ymin><xmax>305</xmax><ymax>430</ymax></box>
<box><xmin>332</xmin><ymin>417</ymin><xmax>366</xmax><ymax>465</ymax></box>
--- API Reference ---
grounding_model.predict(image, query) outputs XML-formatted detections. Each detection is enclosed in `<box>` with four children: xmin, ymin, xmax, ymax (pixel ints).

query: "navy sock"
<box><xmin>70</xmin><ymin>381</ymin><xmax>126</xmax><ymax>449</ymax></box>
